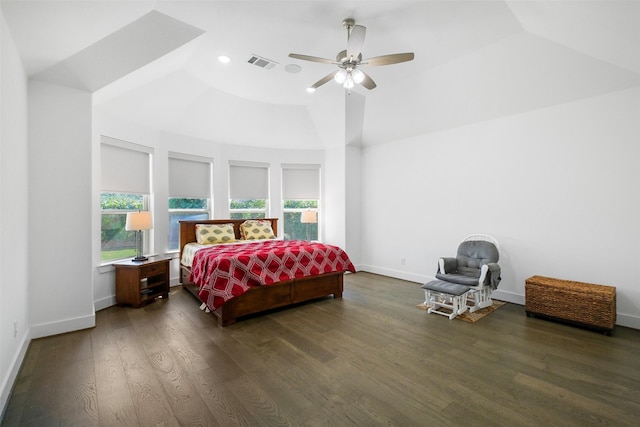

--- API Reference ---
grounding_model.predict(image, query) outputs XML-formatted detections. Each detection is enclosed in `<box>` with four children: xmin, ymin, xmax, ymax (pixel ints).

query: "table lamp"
<box><xmin>300</xmin><ymin>209</ymin><xmax>317</xmax><ymax>241</ymax></box>
<box><xmin>125</xmin><ymin>211</ymin><xmax>153</xmax><ymax>261</ymax></box>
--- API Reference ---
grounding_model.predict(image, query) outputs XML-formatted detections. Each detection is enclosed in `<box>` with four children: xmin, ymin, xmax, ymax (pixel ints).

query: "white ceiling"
<box><xmin>2</xmin><ymin>1</ymin><xmax>639</xmax><ymax>149</ymax></box>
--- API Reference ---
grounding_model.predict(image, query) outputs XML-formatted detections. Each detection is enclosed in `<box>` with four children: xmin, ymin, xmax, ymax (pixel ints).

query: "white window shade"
<box><xmin>169</xmin><ymin>155</ymin><xmax>212</xmax><ymax>198</ymax></box>
<box><xmin>229</xmin><ymin>162</ymin><xmax>269</xmax><ymax>199</ymax></box>
<box><xmin>101</xmin><ymin>141</ymin><xmax>150</xmax><ymax>194</ymax></box>
<box><xmin>282</xmin><ymin>165</ymin><xmax>320</xmax><ymax>199</ymax></box>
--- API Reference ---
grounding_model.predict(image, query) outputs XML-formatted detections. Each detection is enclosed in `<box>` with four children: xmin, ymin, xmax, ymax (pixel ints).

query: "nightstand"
<box><xmin>114</xmin><ymin>256</ymin><xmax>170</xmax><ymax>307</ymax></box>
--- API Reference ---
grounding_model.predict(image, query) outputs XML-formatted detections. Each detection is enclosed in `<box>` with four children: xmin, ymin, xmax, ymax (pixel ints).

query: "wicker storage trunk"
<box><xmin>525</xmin><ymin>275</ymin><xmax>616</xmax><ymax>335</ymax></box>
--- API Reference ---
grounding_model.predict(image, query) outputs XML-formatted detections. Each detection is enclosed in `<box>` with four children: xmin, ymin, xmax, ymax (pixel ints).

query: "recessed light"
<box><xmin>218</xmin><ymin>55</ymin><xmax>231</xmax><ymax>64</ymax></box>
<box><xmin>306</xmin><ymin>87</ymin><xmax>316</xmax><ymax>93</ymax></box>
<box><xmin>285</xmin><ymin>64</ymin><xmax>302</xmax><ymax>73</ymax></box>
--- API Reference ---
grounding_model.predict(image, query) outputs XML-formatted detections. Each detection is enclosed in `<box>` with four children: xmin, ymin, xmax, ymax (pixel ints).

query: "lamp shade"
<box><xmin>300</xmin><ymin>210</ymin><xmax>317</xmax><ymax>224</ymax></box>
<box><xmin>343</xmin><ymin>74</ymin><xmax>355</xmax><ymax>89</ymax></box>
<box><xmin>125</xmin><ymin>211</ymin><xmax>153</xmax><ymax>231</ymax></box>
<box><xmin>352</xmin><ymin>68</ymin><xmax>365</xmax><ymax>84</ymax></box>
<box><xmin>334</xmin><ymin>69</ymin><xmax>347</xmax><ymax>84</ymax></box>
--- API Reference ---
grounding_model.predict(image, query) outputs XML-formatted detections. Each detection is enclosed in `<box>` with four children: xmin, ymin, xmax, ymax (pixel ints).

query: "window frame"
<box><xmin>228</xmin><ymin>161</ymin><xmax>270</xmax><ymax>219</ymax></box>
<box><xmin>100</xmin><ymin>137</ymin><xmax>153</xmax><ymax>264</ymax></box>
<box><xmin>167</xmin><ymin>153</ymin><xmax>214</xmax><ymax>252</ymax></box>
<box><xmin>281</xmin><ymin>164</ymin><xmax>321</xmax><ymax>241</ymax></box>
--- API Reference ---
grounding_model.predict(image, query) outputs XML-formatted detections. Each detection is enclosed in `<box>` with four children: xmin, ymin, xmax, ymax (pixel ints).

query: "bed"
<box><xmin>179</xmin><ymin>218</ymin><xmax>355</xmax><ymax>326</ymax></box>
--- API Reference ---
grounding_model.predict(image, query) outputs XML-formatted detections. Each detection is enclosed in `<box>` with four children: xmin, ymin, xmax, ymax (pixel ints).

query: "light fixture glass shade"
<box><xmin>125</xmin><ymin>211</ymin><xmax>153</xmax><ymax>231</ymax></box>
<box><xmin>344</xmin><ymin>74</ymin><xmax>355</xmax><ymax>89</ymax></box>
<box><xmin>334</xmin><ymin>69</ymin><xmax>347</xmax><ymax>84</ymax></box>
<box><xmin>352</xmin><ymin>68</ymin><xmax>365</xmax><ymax>84</ymax></box>
<box><xmin>300</xmin><ymin>210</ymin><xmax>317</xmax><ymax>224</ymax></box>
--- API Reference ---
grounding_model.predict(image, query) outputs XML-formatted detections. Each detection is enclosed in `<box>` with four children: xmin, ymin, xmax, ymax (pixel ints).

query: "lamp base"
<box><xmin>132</xmin><ymin>256</ymin><xmax>148</xmax><ymax>262</ymax></box>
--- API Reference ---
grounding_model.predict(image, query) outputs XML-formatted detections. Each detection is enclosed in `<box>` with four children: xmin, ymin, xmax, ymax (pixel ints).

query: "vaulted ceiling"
<box><xmin>2</xmin><ymin>1</ymin><xmax>639</xmax><ymax>149</ymax></box>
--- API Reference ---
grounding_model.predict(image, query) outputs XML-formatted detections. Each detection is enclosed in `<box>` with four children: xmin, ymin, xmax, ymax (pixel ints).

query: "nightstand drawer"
<box><xmin>140</xmin><ymin>262</ymin><xmax>167</xmax><ymax>277</ymax></box>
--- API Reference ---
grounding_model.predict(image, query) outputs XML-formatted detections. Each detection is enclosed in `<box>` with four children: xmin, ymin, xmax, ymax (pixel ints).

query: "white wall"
<box><xmin>0</xmin><ymin>10</ymin><xmax>30</xmax><ymax>415</ymax></box>
<box><xmin>360</xmin><ymin>87</ymin><xmax>640</xmax><ymax>328</ymax></box>
<box><xmin>324</xmin><ymin>146</ymin><xmax>346</xmax><ymax>248</ymax></box>
<box><xmin>322</xmin><ymin>145</ymin><xmax>362</xmax><ymax>265</ymax></box>
<box><xmin>92</xmin><ymin>113</ymin><xmax>327</xmax><ymax>310</ymax></box>
<box><xmin>28</xmin><ymin>80</ymin><xmax>95</xmax><ymax>337</ymax></box>
<box><xmin>344</xmin><ymin>92</ymin><xmax>364</xmax><ymax>265</ymax></box>
<box><xmin>345</xmin><ymin>145</ymin><xmax>362</xmax><ymax>265</ymax></box>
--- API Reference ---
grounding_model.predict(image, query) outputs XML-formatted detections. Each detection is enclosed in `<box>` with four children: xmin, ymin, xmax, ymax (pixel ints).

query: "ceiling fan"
<box><xmin>289</xmin><ymin>18</ymin><xmax>414</xmax><ymax>92</ymax></box>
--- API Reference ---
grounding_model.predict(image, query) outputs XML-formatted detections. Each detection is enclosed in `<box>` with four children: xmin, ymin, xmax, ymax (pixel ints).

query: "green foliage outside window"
<box><xmin>230</xmin><ymin>212</ymin><xmax>267</xmax><ymax>219</ymax></box>
<box><xmin>101</xmin><ymin>193</ymin><xmax>143</xmax><ymax>210</ymax></box>
<box><xmin>229</xmin><ymin>199</ymin><xmax>267</xmax><ymax>219</ymax></box>
<box><xmin>230</xmin><ymin>199</ymin><xmax>267</xmax><ymax>209</ymax></box>
<box><xmin>101</xmin><ymin>193</ymin><xmax>143</xmax><ymax>262</ymax></box>
<box><xmin>283</xmin><ymin>200</ymin><xmax>319</xmax><ymax>240</ymax></box>
<box><xmin>169</xmin><ymin>198</ymin><xmax>208</xmax><ymax>209</ymax></box>
<box><xmin>283</xmin><ymin>200</ymin><xmax>317</xmax><ymax>209</ymax></box>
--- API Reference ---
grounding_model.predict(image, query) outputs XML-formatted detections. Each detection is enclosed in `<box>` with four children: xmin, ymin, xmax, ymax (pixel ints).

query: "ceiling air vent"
<box><xmin>247</xmin><ymin>54</ymin><xmax>277</xmax><ymax>70</ymax></box>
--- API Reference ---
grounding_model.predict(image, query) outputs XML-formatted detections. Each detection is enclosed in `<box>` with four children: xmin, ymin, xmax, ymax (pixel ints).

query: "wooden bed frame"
<box><xmin>179</xmin><ymin>218</ymin><xmax>344</xmax><ymax>326</ymax></box>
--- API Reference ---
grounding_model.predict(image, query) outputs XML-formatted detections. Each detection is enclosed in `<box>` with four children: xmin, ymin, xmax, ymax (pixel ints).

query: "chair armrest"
<box><xmin>439</xmin><ymin>257</ymin><xmax>457</xmax><ymax>274</ymax></box>
<box><xmin>479</xmin><ymin>262</ymin><xmax>501</xmax><ymax>289</ymax></box>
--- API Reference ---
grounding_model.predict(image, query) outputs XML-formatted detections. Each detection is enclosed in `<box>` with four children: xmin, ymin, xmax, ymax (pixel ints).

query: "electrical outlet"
<box><xmin>401</xmin><ymin>258</ymin><xmax>406</xmax><ymax>266</ymax></box>
<box><xmin>13</xmin><ymin>321</ymin><xmax>17</xmax><ymax>338</ymax></box>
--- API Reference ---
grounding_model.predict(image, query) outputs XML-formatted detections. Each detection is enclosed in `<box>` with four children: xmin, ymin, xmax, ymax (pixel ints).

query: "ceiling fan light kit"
<box><xmin>289</xmin><ymin>18</ymin><xmax>414</xmax><ymax>93</ymax></box>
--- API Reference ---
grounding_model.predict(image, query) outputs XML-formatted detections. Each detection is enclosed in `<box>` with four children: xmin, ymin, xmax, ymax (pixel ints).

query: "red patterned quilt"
<box><xmin>190</xmin><ymin>239</ymin><xmax>356</xmax><ymax>310</ymax></box>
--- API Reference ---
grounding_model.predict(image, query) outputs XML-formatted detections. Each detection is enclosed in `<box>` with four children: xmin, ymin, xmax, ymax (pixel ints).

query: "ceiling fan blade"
<box><xmin>363</xmin><ymin>52</ymin><xmax>414</xmax><ymax>66</ymax></box>
<box><xmin>288</xmin><ymin>53</ymin><xmax>336</xmax><ymax>65</ymax></box>
<box><xmin>359</xmin><ymin>71</ymin><xmax>377</xmax><ymax>90</ymax></box>
<box><xmin>311</xmin><ymin>71</ymin><xmax>338</xmax><ymax>89</ymax></box>
<box><xmin>347</xmin><ymin>25</ymin><xmax>366</xmax><ymax>60</ymax></box>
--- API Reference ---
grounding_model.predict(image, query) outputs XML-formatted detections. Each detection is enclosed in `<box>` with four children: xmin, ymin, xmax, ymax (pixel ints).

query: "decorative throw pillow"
<box><xmin>240</xmin><ymin>220</ymin><xmax>276</xmax><ymax>240</ymax></box>
<box><xmin>195</xmin><ymin>223</ymin><xmax>236</xmax><ymax>244</ymax></box>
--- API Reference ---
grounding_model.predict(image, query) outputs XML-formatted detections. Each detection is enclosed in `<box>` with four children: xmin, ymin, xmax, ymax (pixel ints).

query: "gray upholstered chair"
<box><xmin>422</xmin><ymin>234</ymin><xmax>501</xmax><ymax>318</ymax></box>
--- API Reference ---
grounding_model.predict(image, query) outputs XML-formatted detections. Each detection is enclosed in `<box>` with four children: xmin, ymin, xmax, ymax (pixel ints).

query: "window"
<box><xmin>101</xmin><ymin>138</ymin><xmax>151</xmax><ymax>262</ymax></box>
<box><xmin>168</xmin><ymin>154</ymin><xmax>212</xmax><ymax>251</ymax></box>
<box><xmin>229</xmin><ymin>162</ymin><xmax>269</xmax><ymax>219</ymax></box>
<box><xmin>283</xmin><ymin>200</ymin><xmax>318</xmax><ymax>240</ymax></box>
<box><xmin>168</xmin><ymin>199</ymin><xmax>209</xmax><ymax>250</ymax></box>
<box><xmin>229</xmin><ymin>199</ymin><xmax>267</xmax><ymax>219</ymax></box>
<box><xmin>282</xmin><ymin>164</ymin><xmax>320</xmax><ymax>240</ymax></box>
<box><xmin>100</xmin><ymin>193</ymin><xmax>146</xmax><ymax>262</ymax></box>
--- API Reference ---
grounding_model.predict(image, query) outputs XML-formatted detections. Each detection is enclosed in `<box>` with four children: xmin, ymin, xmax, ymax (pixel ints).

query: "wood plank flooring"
<box><xmin>3</xmin><ymin>272</ymin><xmax>640</xmax><ymax>426</ymax></box>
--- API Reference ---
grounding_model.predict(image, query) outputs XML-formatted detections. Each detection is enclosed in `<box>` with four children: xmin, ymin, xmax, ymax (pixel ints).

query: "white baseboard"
<box><xmin>95</xmin><ymin>266</ymin><xmax>640</xmax><ymax>331</ymax></box>
<box><xmin>94</xmin><ymin>295</ymin><xmax>116</xmax><ymax>312</ymax></box>
<box><xmin>356</xmin><ymin>265</ymin><xmax>639</xmax><ymax>330</ymax></box>
<box><xmin>492</xmin><ymin>289</ymin><xmax>525</xmax><ymax>305</ymax></box>
<box><xmin>356</xmin><ymin>264</ymin><xmax>427</xmax><ymax>284</ymax></box>
<box><xmin>0</xmin><ymin>329</ymin><xmax>31</xmax><ymax>420</ymax></box>
<box><xmin>611</xmin><ymin>313</ymin><xmax>640</xmax><ymax>330</ymax></box>
<box><xmin>30</xmin><ymin>313</ymin><xmax>95</xmax><ymax>340</ymax></box>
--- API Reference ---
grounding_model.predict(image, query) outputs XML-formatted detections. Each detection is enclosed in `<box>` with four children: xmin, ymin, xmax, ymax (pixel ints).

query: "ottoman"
<box><xmin>421</xmin><ymin>280</ymin><xmax>470</xmax><ymax>320</ymax></box>
<box><xmin>525</xmin><ymin>275</ymin><xmax>616</xmax><ymax>335</ymax></box>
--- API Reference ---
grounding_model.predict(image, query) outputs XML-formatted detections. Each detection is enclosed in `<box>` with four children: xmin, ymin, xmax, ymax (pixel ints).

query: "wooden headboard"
<box><xmin>179</xmin><ymin>218</ymin><xmax>279</xmax><ymax>264</ymax></box>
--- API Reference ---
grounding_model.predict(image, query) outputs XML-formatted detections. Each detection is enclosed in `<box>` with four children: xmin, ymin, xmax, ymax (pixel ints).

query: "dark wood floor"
<box><xmin>3</xmin><ymin>272</ymin><xmax>640</xmax><ymax>426</ymax></box>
